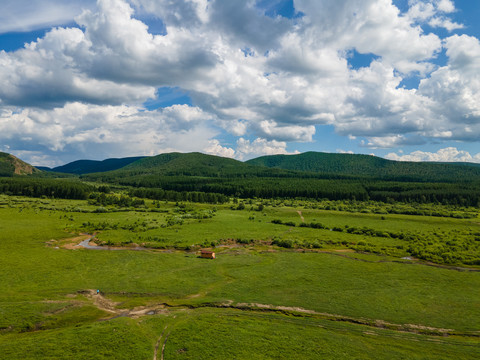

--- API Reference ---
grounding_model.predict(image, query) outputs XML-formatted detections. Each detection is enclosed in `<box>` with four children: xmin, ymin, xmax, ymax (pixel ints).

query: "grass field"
<box><xmin>0</xmin><ymin>195</ymin><xmax>479</xmax><ymax>359</ymax></box>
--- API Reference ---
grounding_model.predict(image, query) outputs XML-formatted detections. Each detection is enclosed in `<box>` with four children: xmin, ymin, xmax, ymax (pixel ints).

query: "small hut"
<box><xmin>200</xmin><ymin>250</ymin><xmax>216</xmax><ymax>259</ymax></box>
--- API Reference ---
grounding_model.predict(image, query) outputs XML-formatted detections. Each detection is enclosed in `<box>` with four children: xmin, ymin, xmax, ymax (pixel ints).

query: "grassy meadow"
<box><xmin>0</xmin><ymin>194</ymin><xmax>479</xmax><ymax>359</ymax></box>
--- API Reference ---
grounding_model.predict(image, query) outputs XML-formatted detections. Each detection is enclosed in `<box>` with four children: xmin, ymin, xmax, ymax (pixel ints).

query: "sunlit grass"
<box><xmin>0</xmin><ymin>195</ymin><xmax>479</xmax><ymax>358</ymax></box>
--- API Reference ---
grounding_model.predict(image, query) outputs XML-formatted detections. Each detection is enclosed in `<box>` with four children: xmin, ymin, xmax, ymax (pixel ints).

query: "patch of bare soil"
<box><xmin>47</xmin><ymin>234</ymin><xmax>92</xmax><ymax>249</ymax></box>
<box><xmin>8</xmin><ymin>154</ymin><xmax>38</xmax><ymax>175</ymax></box>
<box><xmin>296</xmin><ymin>210</ymin><xmax>305</xmax><ymax>222</ymax></box>
<box><xmin>80</xmin><ymin>290</ymin><xmax>168</xmax><ymax>319</ymax></box>
<box><xmin>81</xmin><ymin>290</ymin><xmax>120</xmax><ymax>314</ymax></box>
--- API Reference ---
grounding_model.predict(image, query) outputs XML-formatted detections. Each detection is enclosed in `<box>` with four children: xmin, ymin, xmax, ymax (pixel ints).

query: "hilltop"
<box><xmin>81</xmin><ymin>152</ymin><xmax>293</xmax><ymax>190</ymax></box>
<box><xmin>44</xmin><ymin>156</ymin><xmax>146</xmax><ymax>175</ymax></box>
<box><xmin>0</xmin><ymin>152</ymin><xmax>40</xmax><ymax>176</ymax></box>
<box><xmin>119</xmin><ymin>152</ymin><xmax>258</xmax><ymax>176</ymax></box>
<box><xmin>246</xmin><ymin>151</ymin><xmax>480</xmax><ymax>182</ymax></box>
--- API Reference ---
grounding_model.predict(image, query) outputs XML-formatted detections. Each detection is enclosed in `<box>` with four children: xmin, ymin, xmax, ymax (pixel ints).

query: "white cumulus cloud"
<box><xmin>203</xmin><ymin>140</ymin><xmax>236</xmax><ymax>159</ymax></box>
<box><xmin>0</xmin><ymin>102</ymin><xmax>218</xmax><ymax>165</ymax></box>
<box><xmin>386</xmin><ymin>147</ymin><xmax>480</xmax><ymax>163</ymax></box>
<box><xmin>0</xmin><ymin>0</ymin><xmax>96</xmax><ymax>34</ymax></box>
<box><xmin>235</xmin><ymin>137</ymin><xmax>297</xmax><ymax>160</ymax></box>
<box><xmin>0</xmin><ymin>0</ymin><xmax>479</xmax><ymax>165</ymax></box>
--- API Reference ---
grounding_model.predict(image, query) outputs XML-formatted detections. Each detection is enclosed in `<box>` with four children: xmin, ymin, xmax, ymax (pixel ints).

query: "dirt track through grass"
<box><xmin>296</xmin><ymin>210</ymin><xmax>305</xmax><ymax>222</ymax></box>
<box><xmin>153</xmin><ymin>325</ymin><xmax>168</xmax><ymax>360</ymax></box>
<box><xmin>78</xmin><ymin>289</ymin><xmax>478</xmax><ymax>338</ymax></box>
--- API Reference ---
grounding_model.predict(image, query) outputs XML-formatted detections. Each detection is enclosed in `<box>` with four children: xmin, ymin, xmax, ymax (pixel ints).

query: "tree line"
<box><xmin>0</xmin><ymin>178</ymin><xmax>92</xmax><ymax>199</ymax></box>
<box><xmin>89</xmin><ymin>174</ymin><xmax>480</xmax><ymax>206</ymax></box>
<box><xmin>2</xmin><ymin>174</ymin><xmax>480</xmax><ymax>206</ymax></box>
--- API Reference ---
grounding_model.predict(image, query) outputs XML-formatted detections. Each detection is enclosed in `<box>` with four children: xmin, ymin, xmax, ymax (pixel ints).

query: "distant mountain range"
<box><xmin>5</xmin><ymin>151</ymin><xmax>480</xmax><ymax>183</ymax></box>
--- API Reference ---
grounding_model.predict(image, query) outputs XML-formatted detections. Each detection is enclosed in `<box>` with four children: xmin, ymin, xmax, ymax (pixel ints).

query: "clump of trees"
<box><xmin>0</xmin><ymin>178</ymin><xmax>91</xmax><ymax>199</ymax></box>
<box><xmin>128</xmin><ymin>188</ymin><xmax>228</xmax><ymax>204</ymax></box>
<box><xmin>88</xmin><ymin>192</ymin><xmax>145</xmax><ymax>207</ymax></box>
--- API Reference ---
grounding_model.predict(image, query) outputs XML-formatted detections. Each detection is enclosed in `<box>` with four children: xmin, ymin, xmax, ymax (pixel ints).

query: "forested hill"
<box><xmin>44</xmin><ymin>151</ymin><xmax>480</xmax><ymax>182</ymax></box>
<box><xmin>3</xmin><ymin>151</ymin><xmax>480</xmax><ymax>205</ymax></box>
<box><xmin>246</xmin><ymin>152</ymin><xmax>480</xmax><ymax>182</ymax></box>
<box><xmin>121</xmin><ymin>152</ymin><xmax>255</xmax><ymax>175</ymax></box>
<box><xmin>84</xmin><ymin>152</ymin><xmax>291</xmax><ymax>181</ymax></box>
<box><xmin>0</xmin><ymin>152</ymin><xmax>40</xmax><ymax>176</ymax></box>
<box><xmin>45</xmin><ymin>156</ymin><xmax>146</xmax><ymax>175</ymax></box>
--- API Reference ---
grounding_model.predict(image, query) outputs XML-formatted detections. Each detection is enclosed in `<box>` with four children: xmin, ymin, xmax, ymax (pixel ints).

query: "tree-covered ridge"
<box><xmin>121</xmin><ymin>152</ymin><xmax>254</xmax><ymax>175</ymax></box>
<box><xmin>0</xmin><ymin>152</ymin><xmax>40</xmax><ymax>176</ymax></box>
<box><xmin>246</xmin><ymin>152</ymin><xmax>480</xmax><ymax>182</ymax></box>
<box><xmin>0</xmin><ymin>152</ymin><xmax>15</xmax><ymax>176</ymax></box>
<box><xmin>85</xmin><ymin>152</ymin><xmax>303</xmax><ymax>180</ymax></box>
<box><xmin>46</xmin><ymin>156</ymin><xmax>146</xmax><ymax>174</ymax></box>
<box><xmin>45</xmin><ymin>151</ymin><xmax>480</xmax><ymax>183</ymax></box>
<box><xmin>3</xmin><ymin>151</ymin><xmax>480</xmax><ymax>206</ymax></box>
<box><xmin>74</xmin><ymin>152</ymin><xmax>480</xmax><ymax>206</ymax></box>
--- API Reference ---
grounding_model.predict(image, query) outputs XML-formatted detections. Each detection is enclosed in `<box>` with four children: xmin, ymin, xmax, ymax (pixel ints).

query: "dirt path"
<box><xmin>296</xmin><ymin>210</ymin><xmax>305</xmax><ymax>222</ymax></box>
<box><xmin>78</xmin><ymin>289</ymin><xmax>472</xmax><ymax>337</ymax></box>
<box><xmin>74</xmin><ymin>289</ymin><xmax>480</xmax><ymax>359</ymax></box>
<box><xmin>80</xmin><ymin>290</ymin><xmax>167</xmax><ymax>318</ymax></box>
<box><xmin>81</xmin><ymin>289</ymin><xmax>123</xmax><ymax>314</ymax></box>
<box><xmin>161</xmin><ymin>331</ymin><xmax>170</xmax><ymax>360</ymax></box>
<box><xmin>207</xmin><ymin>302</ymin><xmax>462</xmax><ymax>336</ymax></box>
<box><xmin>153</xmin><ymin>325</ymin><xmax>169</xmax><ymax>360</ymax></box>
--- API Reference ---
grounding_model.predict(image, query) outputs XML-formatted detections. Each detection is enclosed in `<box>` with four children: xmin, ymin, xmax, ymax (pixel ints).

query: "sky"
<box><xmin>0</xmin><ymin>0</ymin><xmax>479</xmax><ymax>167</ymax></box>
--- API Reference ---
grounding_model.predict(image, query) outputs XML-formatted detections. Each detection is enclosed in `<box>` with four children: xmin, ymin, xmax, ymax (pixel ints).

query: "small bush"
<box><xmin>272</xmin><ymin>239</ymin><xmax>294</xmax><ymax>248</ymax></box>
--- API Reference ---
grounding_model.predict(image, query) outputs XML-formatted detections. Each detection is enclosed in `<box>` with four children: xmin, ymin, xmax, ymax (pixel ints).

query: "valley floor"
<box><xmin>0</xmin><ymin>196</ymin><xmax>479</xmax><ymax>359</ymax></box>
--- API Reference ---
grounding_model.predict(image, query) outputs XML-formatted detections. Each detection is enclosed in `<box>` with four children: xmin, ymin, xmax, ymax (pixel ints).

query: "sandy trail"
<box><xmin>75</xmin><ymin>289</ymin><xmax>477</xmax><ymax>359</ymax></box>
<box><xmin>81</xmin><ymin>290</ymin><xmax>167</xmax><ymax>318</ymax></box>
<box><xmin>296</xmin><ymin>210</ymin><xmax>305</xmax><ymax>222</ymax></box>
<box><xmin>79</xmin><ymin>290</ymin><xmax>462</xmax><ymax>336</ymax></box>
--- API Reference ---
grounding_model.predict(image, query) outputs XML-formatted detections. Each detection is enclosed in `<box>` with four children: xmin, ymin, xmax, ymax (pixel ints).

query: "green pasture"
<box><xmin>2</xmin><ymin>309</ymin><xmax>479</xmax><ymax>360</ymax></box>
<box><xmin>0</xmin><ymin>195</ymin><xmax>479</xmax><ymax>358</ymax></box>
<box><xmin>0</xmin><ymin>317</ymin><xmax>157</xmax><ymax>360</ymax></box>
<box><xmin>161</xmin><ymin>309</ymin><xmax>480</xmax><ymax>360</ymax></box>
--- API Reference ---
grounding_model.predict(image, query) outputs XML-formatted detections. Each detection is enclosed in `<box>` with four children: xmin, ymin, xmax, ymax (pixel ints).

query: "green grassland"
<box><xmin>0</xmin><ymin>195</ymin><xmax>479</xmax><ymax>359</ymax></box>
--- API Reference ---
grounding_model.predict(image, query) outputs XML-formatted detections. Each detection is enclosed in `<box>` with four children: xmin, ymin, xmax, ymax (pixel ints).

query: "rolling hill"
<box><xmin>246</xmin><ymin>152</ymin><xmax>480</xmax><ymax>182</ymax></box>
<box><xmin>0</xmin><ymin>152</ymin><xmax>40</xmax><ymax>176</ymax></box>
<box><xmin>45</xmin><ymin>156</ymin><xmax>146</xmax><ymax>175</ymax></box>
<box><xmin>82</xmin><ymin>152</ymin><xmax>289</xmax><ymax>184</ymax></box>
<box><xmin>48</xmin><ymin>151</ymin><xmax>480</xmax><ymax>183</ymax></box>
<box><xmin>3</xmin><ymin>151</ymin><xmax>480</xmax><ymax>205</ymax></box>
<box><xmin>119</xmin><ymin>152</ymin><xmax>257</xmax><ymax>176</ymax></box>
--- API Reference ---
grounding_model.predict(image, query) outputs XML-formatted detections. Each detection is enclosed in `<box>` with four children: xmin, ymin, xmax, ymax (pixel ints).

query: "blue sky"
<box><xmin>0</xmin><ymin>0</ymin><xmax>479</xmax><ymax>166</ymax></box>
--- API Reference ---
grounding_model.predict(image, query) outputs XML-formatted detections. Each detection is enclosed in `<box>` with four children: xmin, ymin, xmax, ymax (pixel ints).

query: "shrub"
<box><xmin>272</xmin><ymin>239</ymin><xmax>294</xmax><ymax>248</ymax></box>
